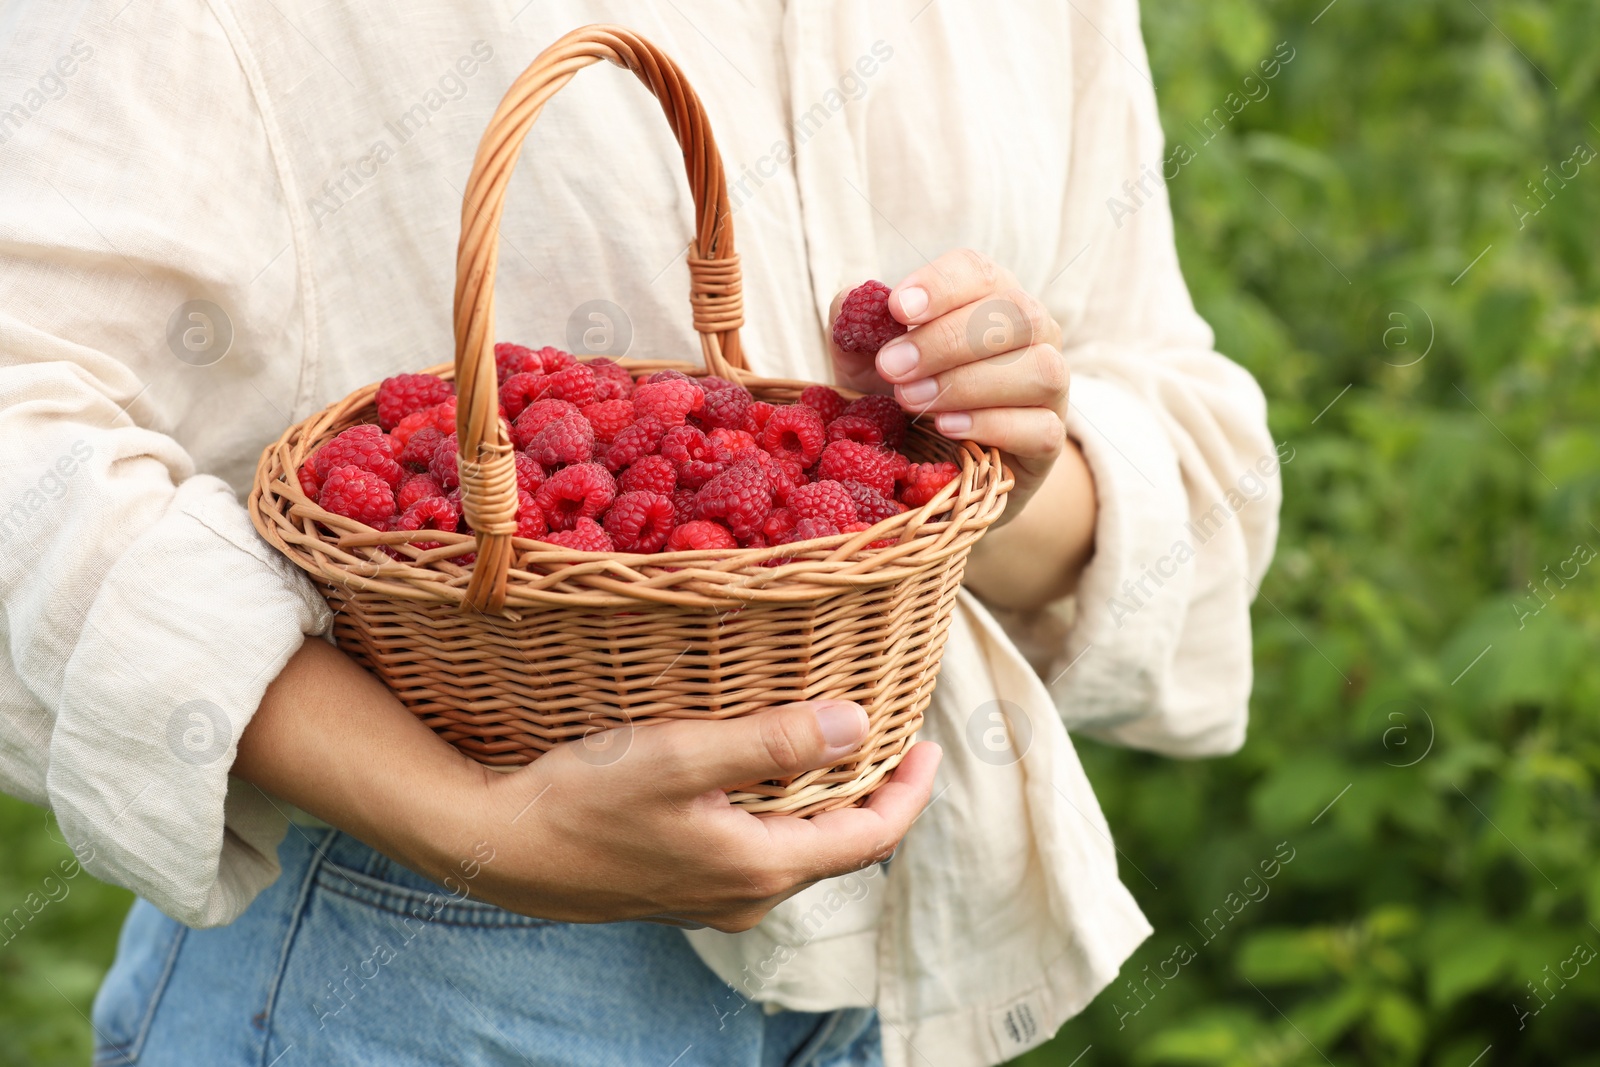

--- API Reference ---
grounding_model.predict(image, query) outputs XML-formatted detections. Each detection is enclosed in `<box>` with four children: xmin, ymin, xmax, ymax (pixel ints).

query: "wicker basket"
<box><xmin>249</xmin><ymin>25</ymin><xmax>1010</xmax><ymax>816</ymax></box>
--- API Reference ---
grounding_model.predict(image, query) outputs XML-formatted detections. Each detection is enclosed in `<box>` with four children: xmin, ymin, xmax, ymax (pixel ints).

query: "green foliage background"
<box><xmin>2</xmin><ymin>0</ymin><xmax>1597</xmax><ymax>1064</ymax></box>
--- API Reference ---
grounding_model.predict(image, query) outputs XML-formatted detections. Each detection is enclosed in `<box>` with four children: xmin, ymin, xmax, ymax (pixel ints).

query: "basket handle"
<box><xmin>454</xmin><ymin>25</ymin><xmax>744</xmax><ymax>614</ymax></box>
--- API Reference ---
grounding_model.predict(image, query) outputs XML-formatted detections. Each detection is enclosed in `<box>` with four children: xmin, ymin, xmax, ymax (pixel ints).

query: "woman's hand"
<box><xmin>236</xmin><ymin>638</ymin><xmax>940</xmax><ymax>933</ymax></box>
<box><xmin>829</xmin><ymin>249</ymin><xmax>1098</xmax><ymax>610</ymax></box>
<box><xmin>829</xmin><ymin>248</ymin><xmax>1070</xmax><ymax>520</ymax></box>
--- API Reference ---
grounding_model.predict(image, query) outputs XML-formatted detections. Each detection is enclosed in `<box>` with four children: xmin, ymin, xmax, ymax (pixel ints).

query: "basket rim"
<box><xmin>249</xmin><ymin>359</ymin><xmax>1012</xmax><ymax>613</ymax></box>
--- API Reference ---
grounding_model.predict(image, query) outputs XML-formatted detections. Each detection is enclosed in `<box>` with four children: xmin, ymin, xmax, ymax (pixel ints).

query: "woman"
<box><xmin>0</xmin><ymin>2</ymin><xmax>1279</xmax><ymax>1065</ymax></box>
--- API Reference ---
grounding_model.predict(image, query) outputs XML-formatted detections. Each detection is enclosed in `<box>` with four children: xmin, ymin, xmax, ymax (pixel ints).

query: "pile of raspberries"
<box><xmin>298</xmin><ymin>343</ymin><xmax>958</xmax><ymax>556</ymax></box>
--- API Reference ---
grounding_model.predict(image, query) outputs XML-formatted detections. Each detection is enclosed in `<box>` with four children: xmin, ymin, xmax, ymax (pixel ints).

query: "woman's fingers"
<box><xmin>889</xmin><ymin>248</ymin><xmax>1020</xmax><ymax>325</ymax></box>
<box><xmin>931</xmin><ymin>407</ymin><xmax>1067</xmax><ymax>469</ymax></box>
<box><xmin>890</xmin><ymin>343</ymin><xmax>1069</xmax><ymax>415</ymax></box>
<box><xmin>876</xmin><ymin>289</ymin><xmax>1062</xmax><ymax>385</ymax></box>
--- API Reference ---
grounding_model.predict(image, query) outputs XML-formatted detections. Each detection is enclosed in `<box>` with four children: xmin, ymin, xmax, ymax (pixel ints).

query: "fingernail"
<box><xmin>877</xmin><ymin>341</ymin><xmax>919</xmax><ymax>378</ymax></box>
<box><xmin>814</xmin><ymin>701</ymin><xmax>868</xmax><ymax>752</ymax></box>
<box><xmin>898</xmin><ymin>378</ymin><xmax>938</xmax><ymax>406</ymax></box>
<box><xmin>936</xmin><ymin>411</ymin><xmax>972</xmax><ymax>435</ymax></box>
<box><xmin>896</xmin><ymin>286</ymin><xmax>929</xmax><ymax>320</ymax></box>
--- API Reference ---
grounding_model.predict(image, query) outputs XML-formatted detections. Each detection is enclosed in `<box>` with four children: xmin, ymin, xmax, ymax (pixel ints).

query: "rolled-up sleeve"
<box><xmin>997</xmin><ymin>0</ymin><xmax>1282</xmax><ymax>756</ymax></box>
<box><xmin>0</xmin><ymin>3</ymin><xmax>330</xmax><ymax>925</ymax></box>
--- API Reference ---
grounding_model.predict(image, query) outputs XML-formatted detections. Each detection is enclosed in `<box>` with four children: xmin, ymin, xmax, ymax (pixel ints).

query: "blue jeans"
<box><xmin>92</xmin><ymin>827</ymin><xmax>881</xmax><ymax>1066</ymax></box>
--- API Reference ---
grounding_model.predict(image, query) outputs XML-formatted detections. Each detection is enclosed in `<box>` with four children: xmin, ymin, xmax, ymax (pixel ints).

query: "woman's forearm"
<box><xmin>962</xmin><ymin>436</ymin><xmax>1098</xmax><ymax>611</ymax></box>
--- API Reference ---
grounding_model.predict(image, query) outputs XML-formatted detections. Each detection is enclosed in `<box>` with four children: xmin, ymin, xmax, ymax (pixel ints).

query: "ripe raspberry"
<box><xmin>495</xmin><ymin>342</ymin><xmax>542</xmax><ymax>383</ymax></box>
<box><xmin>513</xmin><ymin>452</ymin><xmax>545</xmax><ymax>496</ymax></box>
<box><xmin>825</xmin><ymin>414</ymin><xmax>884</xmax><ymax>447</ymax></box>
<box><xmin>604</xmin><ymin>491</ymin><xmax>676</xmax><ymax>552</ymax></box>
<box><xmin>665</xmin><ymin>520</ymin><xmax>737</xmax><ymax>551</ymax></box>
<box><xmin>313</xmin><ymin>424</ymin><xmax>404</xmax><ymax>488</ymax></box>
<box><xmin>514</xmin><ymin>489</ymin><xmax>547</xmax><ymax>540</ymax></box>
<box><xmin>817</xmin><ymin>440</ymin><xmax>897</xmax><ymax>497</ymax></box>
<box><xmin>296</xmin><ymin>461</ymin><xmax>321</xmax><ymax>497</ymax></box>
<box><xmin>585</xmin><ymin>358</ymin><xmax>635</xmax><ymax>401</ymax></box>
<box><xmin>395</xmin><ymin>495</ymin><xmax>460</xmax><ymax>550</ymax></box>
<box><xmin>900</xmin><ymin>461</ymin><xmax>960</xmax><ymax>508</ymax></box>
<box><xmin>748</xmin><ymin>448</ymin><xmax>805</xmax><ymax>505</ymax></box>
<box><xmin>693</xmin><ymin>461</ymin><xmax>772</xmax><ymax>540</ymax></box>
<box><xmin>499</xmin><ymin>372</ymin><xmax>547</xmax><ymax>421</ymax></box>
<box><xmin>317</xmin><ymin>465</ymin><xmax>397</xmax><ymax>527</ymax></box>
<box><xmin>832</xmin><ymin>280</ymin><xmax>908</xmax><ymax>355</ymax></box>
<box><xmin>762</xmin><ymin>506</ymin><xmax>798</xmax><ymax>544</ymax></box>
<box><xmin>511</xmin><ymin>399</ymin><xmax>581</xmax><ymax>450</ymax></box>
<box><xmin>788</xmin><ymin>480</ymin><xmax>858</xmax><ymax>527</ymax></box>
<box><xmin>376</xmin><ymin>373</ymin><xmax>454</xmax><ymax>432</ymax></box>
<box><xmin>642</xmin><ymin>369</ymin><xmax>693</xmax><ymax>386</ymax></box>
<box><xmin>842</xmin><ymin>480</ymin><xmax>907</xmax><ymax>524</ymax></box>
<box><xmin>842</xmin><ymin>394</ymin><xmax>907</xmax><ymax>448</ymax></box>
<box><xmin>428</xmin><ymin>432</ymin><xmax>461</xmax><ymax>491</ymax></box>
<box><xmin>708</xmin><ymin>428</ymin><xmax>760</xmax><ymax>460</ymax></box>
<box><xmin>398</xmin><ymin>472</ymin><xmax>445</xmax><ymax>511</ymax></box>
<box><xmin>758</xmin><ymin>404</ymin><xmax>826</xmax><ymax>466</ymax></box>
<box><xmin>701</xmin><ymin>383</ymin><xmax>753</xmax><ymax>430</ymax></box>
<box><xmin>534</xmin><ymin>346</ymin><xmax>577</xmax><ymax>374</ymax></box>
<box><xmin>671</xmin><ymin>489</ymin><xmax>698</xmax><ymax>527</ymax></box>
<box><xmin>785</xmin><ymin>517</ymin><xmax>841</xmax><ymax>544</ymax></box>
<box><xmin>743</xmin><ymin>400</ymin><xmax>776</xmax><ymax>435</ymax></box>
<box><xmin>603</xmin><ymin>416</ymin><xmax>667</xmax><ymax>471</ymax></box>
<box><xmin>660</xmin><ymin>425</ymin><xmax>731</xmax><ymax>490</ymax></box>
<box><xmin>632</xmin><ymin>379</ymin><xmax>704</xmax><ymax>427</ymax></box>
<box><xmin>398</xmin><ymin>426</ymin><xmax>445</xmax><ymax>471</ymax></box>
<box><xmin>536</xmin><ymin>463</ymin><xmax>616</xmax><ymax>531</ymax></box>
<box><xmin>526</xmin><ymin>413</ymin><xmax>595</xmax><ymax>468</ymax></box>
<box><xmin>617</xmin><ymin>454</ymin><xmax>677</xmax><ymax>496</ymax></box>
<box><xmin>580</xmin><ymin>399</ymin><xmax>635</xmax><ymax>444</ymax></box>
<box><xmin>799</xmin><ymin>385</ymin><xmax>847</xmax><ymax>424</ymax></box>
<box><xmin>538</xmin><ymin>517</ymin><xmax>612</xmax><ymax>552</ymax></box>
<box><xmin>538</xmin><ymin>364</ymin><xmax>598</xmax><ymax>407</ymax></box>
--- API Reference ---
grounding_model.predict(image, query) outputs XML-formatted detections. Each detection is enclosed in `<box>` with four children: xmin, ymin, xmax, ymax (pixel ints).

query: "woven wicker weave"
<box><xmin>249</xmin><ymin>25</ymin><xmax>1010</xmax><ymax>815</ymax></box>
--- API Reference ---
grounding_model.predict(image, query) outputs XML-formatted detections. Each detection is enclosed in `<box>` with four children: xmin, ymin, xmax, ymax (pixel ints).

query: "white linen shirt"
<box><xmin>0</xmin><ymin>2</ymin><xmax>1279</xmax><ymax>1065</ymax></box>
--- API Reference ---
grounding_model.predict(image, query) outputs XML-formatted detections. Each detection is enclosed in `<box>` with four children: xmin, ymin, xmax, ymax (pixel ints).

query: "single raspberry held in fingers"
<box><xmin>618</xmin><ymin>454</ymin><xmax>678</xmax><ymax>496</ymax></box>
<box><xmin>842</xmin><ymin>480</ymin><xmax>907</xmax><ymax>524</ymax></box>
<box><xmin>604</xmin><ymin>491</ymin><xmax>676</xmax><ymax>552</ymax></box>
<box><xmin>899</xmin><ymin>461</ymin><xmax>961</xmax><ymax>508</ymax></box>
<box><xmin>538</xmin><ymin>364</ymin><xmax>598</xmax><ymax>407</ymax></box>
<box><xmin>398</xmin><ymin>472</ymin><xmax>445</xmax><ymax>511</ymax></box>
<box><xmin>788</xmin><ymin>480</ymin><xmax>858</xmax><ymax>528</ymax></box>
<box><xmin>666</xmin><ymin>520</ymin><xmax>737</xmax><ymax>551</ymax></box>
<box><xmin>816</xmin><ymin>440</ymin><xmax>897</xmax><ymax>497</ymax></box>
<box><xmin>398</xmin><ymin>426</ymin><xmax>444</xmax><ymax>471</ymax></box>
<box><xmin>495</xmin><ymin>342</ymin><xmax>542</xmax><ymax>382</ymax></box>
<box><xmin>580</xmin><ymin>399</ymin><xmax>635</xmax><ymax>444</ymax></box>
<box><xmin>536</xmin><ymin>462</ymin><xmax>616</xmax><ymax>531</ymax></box>
<box><xmin>742</xmin><ymin>401</ymin><xmax>776</xmax><ymax>435</ymax></box>
<box><xmin>526</xmin><ymin>413</ymin><xmax>595</xmax><ymax>468</ymax></box>
<box><xmin>539</xmin><ymin>517</ymin><xmax>612</xmax><ymax>552</ymax></box>
<box><xmin>632</xmin><ymin>379</ymin><xmax>704</xmax><ymax>427</ymax></box>
<box><xmin>800</xmin><ymin>385</ymin><xmax>847</xmax><ymax>424</ymax></box>
<box><xmin>313</xmin><ymin>424</ymin><xmax>404</xmax><ymax>488</ymax></box>
<box><xmin>514</xmin><ymin>489</ymin><xmax>546</xmax><ymax>540</ymax></box>
<box><xmin>701</xmin><ymin>383</ymin><xmax>753</xmax><ymax>430</ymax></box>
<box><xmin>499</xmin><ymin>372</ymin><xmax>547</xmax><ymax>421</ymax></box>
<box><xmin>534</xmin><ymin>346</ymin><xmax>577</xmax><ymax>374</ymax></box>
<box><xmin>693</xmin><ymin>460</ymin><xmax>773</xmax><ymax>540</ymax></box>
<box><xmin>842</xmin><ymin>394</ymin><xmax>908</xmax><ymax>448</ymax></box>
<box><xmin>376</xmin><ymin>373</ymin><xmax>454</xmax><ymax>432</ymax></box>
<box><xmin>317</xmin><ymin>465</ymin><xmax>397</xmax><ymax>527</ymax></box>
<box><xmin>758</xmin><ymin>404</ymin><xmax>827</xmax><ymax>466</ymax></box>
<box><xmin>514</xmin><ymin>452</ymin><xmax>545</xmax><ymax>495</ymax></box>
<box><xmin>428</xmin><ymin>432</ymin><xmax>461</xmax><ymax>491</ymax></box>
<box><xmin>585</xmin><ymin>358</ymin><xmax>635</xmax><ymax>401</ymax></box>
<box><xmin>603</xmin><ymin>415</ymin><xmax>668</xmax><ymax>471</ymax></box>
<box><xmin>825</xmin><ymin>414</ymin><xmax>884</xmax><ymax>447</ymax></box>
<box><xmin>511</xmin><ymin>399</ymin><xmax>581</xmax><ymax>450</ymax></box>
<box><xmin>832</xmin><ymin>280</ymin><xmax>908</xmax><ymax>355</ymax></box>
